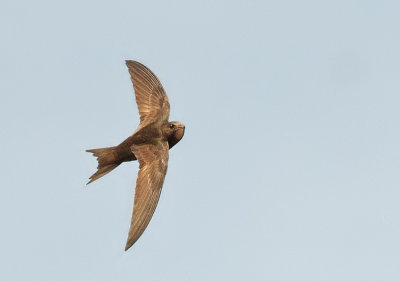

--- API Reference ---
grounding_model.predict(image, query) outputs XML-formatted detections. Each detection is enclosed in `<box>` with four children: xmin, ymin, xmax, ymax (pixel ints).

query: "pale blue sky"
<box><xmin>1</xmin><ymin>0</ymin><xmax>400</xmax><ymax>280</ymax></box>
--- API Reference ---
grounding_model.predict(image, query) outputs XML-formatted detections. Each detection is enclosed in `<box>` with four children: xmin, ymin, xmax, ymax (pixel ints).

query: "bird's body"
<box><xmin>86</xmin><ymin>61</ymin><xmax>185</xmax><ymax>251</ymax></box>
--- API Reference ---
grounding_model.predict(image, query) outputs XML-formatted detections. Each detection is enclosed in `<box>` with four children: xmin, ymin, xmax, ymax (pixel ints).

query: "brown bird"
<box><xmin>86</xmin><ymin>60</ymin><xmax>185</xmax><ymax>251</ymax></box>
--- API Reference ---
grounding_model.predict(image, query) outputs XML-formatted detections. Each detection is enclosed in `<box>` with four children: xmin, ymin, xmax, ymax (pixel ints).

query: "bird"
<box><xmin>86</xmin><ymin>60</ymin><xmax>185</xmax><ymax>251</ymax></box>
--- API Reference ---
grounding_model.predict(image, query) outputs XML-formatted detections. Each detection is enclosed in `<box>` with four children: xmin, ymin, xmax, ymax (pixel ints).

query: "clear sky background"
<box><xmin>1</xmin><ymin>0</ymin><xmax>400</xmax><ymax>280</ymax></box>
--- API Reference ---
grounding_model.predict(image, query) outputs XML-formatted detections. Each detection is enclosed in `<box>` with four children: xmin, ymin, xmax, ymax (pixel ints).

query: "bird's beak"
<box><xmin>175</xmin><ymin>125</ymin><xmax>185</xmax><ymax>140</ymax></box>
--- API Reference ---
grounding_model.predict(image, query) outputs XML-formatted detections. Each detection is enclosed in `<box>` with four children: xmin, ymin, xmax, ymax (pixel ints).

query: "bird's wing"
<box><xmin>126</xmin><ymin>60</ymin><xmax>170</xmax><ymax>130</ymax></box>
<box><xmin>125</xmin><ymin>141</ymin><xmax>169</xmax><ymax>250</ymax></box>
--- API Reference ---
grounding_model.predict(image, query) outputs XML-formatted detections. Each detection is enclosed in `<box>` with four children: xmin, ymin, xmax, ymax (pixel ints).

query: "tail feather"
<box><xmin>86</xmin><ymin>147</ymin><xmax>120</xmax><ymax>184</ymax></box>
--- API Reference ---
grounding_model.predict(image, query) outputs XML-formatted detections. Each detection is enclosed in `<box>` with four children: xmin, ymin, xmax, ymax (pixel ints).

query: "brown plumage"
<box><xmin>86</xmin><ymin>60</ymin><xmax>185</xmax><ymax>251</ymax></box>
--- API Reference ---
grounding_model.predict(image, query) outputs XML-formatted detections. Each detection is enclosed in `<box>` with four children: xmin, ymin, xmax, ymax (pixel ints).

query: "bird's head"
<box><xmin>164</xmin><ymin>121</ymin><xmax>185</xmax><ymax>148</ymax></box>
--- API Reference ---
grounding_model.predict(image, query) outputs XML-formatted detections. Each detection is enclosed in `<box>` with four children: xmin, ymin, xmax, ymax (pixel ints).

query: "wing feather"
<box><xmin>126</xmin><ymin>60</ymin><xmax>170</xmax><ymax>129</ymax></box>
<box><xmin>125</xmin><ymin>141</ymin><xmax>169</xmax><ymax>250</ymax></box>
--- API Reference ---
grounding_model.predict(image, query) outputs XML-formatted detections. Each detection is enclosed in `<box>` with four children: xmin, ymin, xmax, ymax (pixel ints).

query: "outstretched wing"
<box><xmin>126</xmin><ymin>60</ymin><xmax>170</xmax><ymax>130</ymax></box>
<box><xmin>125</xmin><ymin>141</ymin><xmax>169</xmax><ymax>251</ymax></box>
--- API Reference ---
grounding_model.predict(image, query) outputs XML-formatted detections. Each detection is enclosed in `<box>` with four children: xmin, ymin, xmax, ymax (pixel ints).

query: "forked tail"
<box><xmin>86</xmin><ymin>147</ymin><xmax>120</xmax><ymax>184</ymax></box>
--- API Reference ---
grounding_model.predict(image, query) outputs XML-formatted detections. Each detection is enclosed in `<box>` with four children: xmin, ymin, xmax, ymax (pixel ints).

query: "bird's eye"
<box><xmin>169</xmin><ymin>124</ymin><xmax>175</xmax><ymax>129</ymax></box>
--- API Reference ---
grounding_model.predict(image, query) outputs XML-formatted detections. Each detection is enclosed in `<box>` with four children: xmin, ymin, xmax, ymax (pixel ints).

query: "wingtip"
<box><xmin>126</xmin><ymin>60</ymin><xmax>146</xmax><ymax>70</ymax></box>
<box><xmin>125</xmin><ymin>237</ymin><xmax>138</xmax><ymax>251</ymax></box>
<box><xmin>125</xmin><ymin>60</ymin><xmax>137</xmax><ymax>67</ymax></box>
<box><xmin>124</xmin><ymin>243</ymin><xmax>132</xmax><ymax>251</ymax></box>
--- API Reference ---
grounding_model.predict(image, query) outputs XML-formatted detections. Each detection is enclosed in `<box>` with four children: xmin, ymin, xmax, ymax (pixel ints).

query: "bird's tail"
<box><xmin>86</xmin><ymin>146</ymin><xmax>120</xmax><ymax>184</ymax></box>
